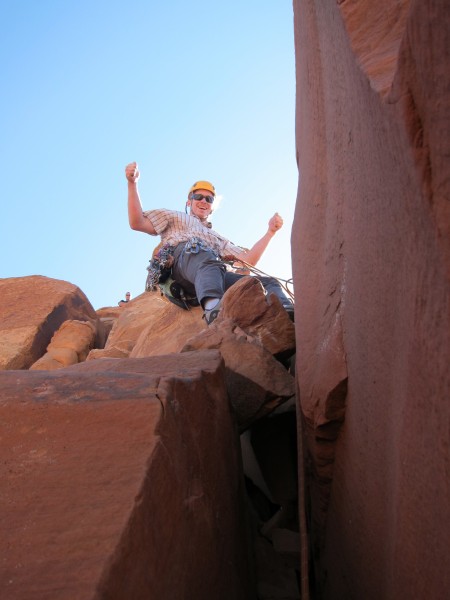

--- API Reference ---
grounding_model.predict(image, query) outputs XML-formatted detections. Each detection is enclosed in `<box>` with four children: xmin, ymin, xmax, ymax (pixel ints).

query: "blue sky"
<box><xmin>0</xmin><ymin>1</ymin><xmax>297</xmax><ymax>309</ymax></box>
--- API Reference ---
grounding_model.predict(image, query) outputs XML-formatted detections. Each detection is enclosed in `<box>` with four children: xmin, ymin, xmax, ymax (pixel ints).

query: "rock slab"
<box><xmin>87</xmin><ymin>292</ymin><xmax>205</xmax><ymax>360</ymax></box>
<box><xmin>0</xmin><ymin>351</ymin><xmax>253</xmax><ymax>600</ymax></box>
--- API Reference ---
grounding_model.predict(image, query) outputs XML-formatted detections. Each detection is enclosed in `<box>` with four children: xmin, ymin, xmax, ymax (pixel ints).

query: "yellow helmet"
<box><xmin>188</xmin><ymin>180</ymin><xmax>216</xmax><ymax>197</ymax></box>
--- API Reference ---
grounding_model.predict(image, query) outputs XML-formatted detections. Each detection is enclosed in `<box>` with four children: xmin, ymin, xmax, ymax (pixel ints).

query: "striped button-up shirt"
<box><xmin>143</xmin><ymin>209</ymin><xmax>243</xmax><ymax>259</ymax></box>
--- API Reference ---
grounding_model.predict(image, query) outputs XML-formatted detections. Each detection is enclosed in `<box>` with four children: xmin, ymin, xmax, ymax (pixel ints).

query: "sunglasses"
<box><xmin>191</xmin><ymin>193</ymin><xmax>214</xmax><ymax>204</ymax></box>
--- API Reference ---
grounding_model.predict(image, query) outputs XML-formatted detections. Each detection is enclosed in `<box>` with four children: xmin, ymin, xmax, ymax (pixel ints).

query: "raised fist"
<box><xmin>125</xmin><ymin>162</ymin><xmax>140</xmax><ymax>183</ymax></box>
<box><xmin>268</xmin><ymin>212</ymin><xmax>283</xmax><ymax>233</ymax></box>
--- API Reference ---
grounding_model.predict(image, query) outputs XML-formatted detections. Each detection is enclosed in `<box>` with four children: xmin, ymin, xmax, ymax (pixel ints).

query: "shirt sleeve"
<box><xmin>217</xmin><ymin>238</ymin><xmax>245</xmax><ymax>259</ymax></box>
<box><xmin>142</xmin><ymin>209</ymin><xmax>170</xmax><ymax>235</ymax></box>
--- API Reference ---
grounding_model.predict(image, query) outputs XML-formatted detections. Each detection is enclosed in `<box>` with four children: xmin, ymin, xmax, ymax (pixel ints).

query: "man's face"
<box><xmin>188</xmin><ymin>188</ymin><xmax>214</xmax><ymax>220</ymax></box>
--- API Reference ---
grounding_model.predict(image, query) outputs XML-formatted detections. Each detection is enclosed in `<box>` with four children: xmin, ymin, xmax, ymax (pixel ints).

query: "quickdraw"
<box><xmin>184</xmin><ymin>236</ymin><xmax>219</xmax><ymax>257</ymax></box>
<box><xmin>145</xmin><ymin>243</ymin><xmax>176</xmax><ymax>292</ymax></box>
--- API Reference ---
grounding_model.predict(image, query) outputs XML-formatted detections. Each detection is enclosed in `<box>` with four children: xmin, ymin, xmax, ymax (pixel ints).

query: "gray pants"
<box><xmin>172</xmin><ymin>242</ymin><xmax>292</xmax><ymax>309</ymax></box>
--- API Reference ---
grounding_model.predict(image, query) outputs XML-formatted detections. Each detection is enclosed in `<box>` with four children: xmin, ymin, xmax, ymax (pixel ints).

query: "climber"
<box><xmin>125</xmin><ymin>162</ymin><xmax>294</xmax><ymax>324</ymax></box>
<box><xmin>118</xmin><ymin>291</ymin><xmax>131</xmax><ymax>307</ymax></box>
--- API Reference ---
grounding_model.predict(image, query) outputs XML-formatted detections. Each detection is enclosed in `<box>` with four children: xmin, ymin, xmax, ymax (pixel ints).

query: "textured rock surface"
<box><xmin>96</xmin><ymin>306</ymin><xmax>122</xmax><ymax>319</ymax></box>
<box><xmin>87</xmin><ymin>292</ymin><xmax>205</xmax><ymax>360</ymax></box>
<box><xmin>29</xmin><ymin>319</ymin><xmax>96</xmax><ymax>370</ymax></box>
<box><xmin>218</xmin><ymin>276</ymin><xmax>295</xmax><ymax>356</ymax></box>
<box><xmin>0</xmin><ymin>276</ymin><xmax>98</xmax><ymax>370</ymax></box>
<box><xmin>338</xmin><ymin>0</ymin><xmax>411</xmax><ymax>95</ymax></box>
<box><xmin>0</xmin><ymin>351</ymin><xmax>253</xmax><ymax>599</ymax></box>
<box><xmin>182</xmin><ymin>319</ymin><xmax>295</xmax><ymax>430</ymax></box>
<box><xmin>292</xmin><ymin>0</ymin><xmax>450</xmax><ymax>598</ymax></box>
<box><xmin>95</xmin><ymin>305</ymin><xmax>122</xmax><ymax>346</ymax></box>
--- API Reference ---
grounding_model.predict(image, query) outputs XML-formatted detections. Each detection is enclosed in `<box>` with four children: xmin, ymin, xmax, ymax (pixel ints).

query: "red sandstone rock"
<box><xmin>30</xmin><ymin>319</ymin><xmax>96</xmax><ymax>370</ymax></box>
<box><xmin>95</xmin><ymin>306</ymin><xmax>122</xmax><ymax>346</ymax></box>
<box><xmin>182</xmin><ymin>319</ymin><xmax>295</xmax><ymax>430</ymax></box>
<box><xmin>87</xmin><ymin>291</ymin><xmax>205</xmax><ymax>360</ymax></box>
<box><xmin>0</xmin><ymin>276</ymin><xmax>98</xmax><ymax>370</ymax></box>
<box><xmin>86</xmin><ymin>346</ymin><xmax>130</xmax><ymax>360</ymax></box>
<box><xmin>337</xmin><ymin>0</ymin><xmax>411</xmax><ymax>96</ymax></box>
<box><xmin>293</xmin><ymin>0</ymin><xmax>450</xmax><ymax>598</ymax></box>
<box><xmin>0</xmin><ymin>350</ymin><xmax>254</xmax><ymax>599</ymax></box>
<box><xmin>95</xmin><ymin>306</ymin><xmax>122</xmax><ymax>319</ymax></box>
<box><xmin>215</xmin><ymin>276</ymin><xmax>295</xmax><ymax>356</ymax></box>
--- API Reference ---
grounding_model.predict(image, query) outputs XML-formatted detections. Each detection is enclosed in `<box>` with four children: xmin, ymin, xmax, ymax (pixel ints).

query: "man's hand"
<box><xmin>125</xmin><ymin>162</ymin><xmax>140</xmax><ymax>183</ymax></box>
<box><xmin>268</xmin><ymin>212</ymin><xmax>283</xmax><ymax>233</ymax></box>
<box><xmin>230</xmin><ymin>212</ymin><xmax>284</xmax><ymax>267</ymax></box>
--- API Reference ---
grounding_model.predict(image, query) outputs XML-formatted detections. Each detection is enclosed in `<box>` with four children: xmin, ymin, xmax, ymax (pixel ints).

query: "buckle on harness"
<box><xmin>185</xmin><ymin>238</ymin><xmax>201</xmax><ymax>254</ymax></box>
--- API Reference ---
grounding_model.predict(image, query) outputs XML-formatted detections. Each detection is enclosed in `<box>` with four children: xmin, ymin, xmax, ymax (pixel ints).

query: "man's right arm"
<box><xmin>125</xmin><ymin>162</ymin><xmax>157</xmax><ymax>235</ymax></box>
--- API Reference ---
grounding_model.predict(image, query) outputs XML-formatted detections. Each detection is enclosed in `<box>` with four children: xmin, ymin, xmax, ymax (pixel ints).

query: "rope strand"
<box><xmin>231</xmin><ymin>259</ymin><xmax>295</xmax><ymax>303</ymax></box>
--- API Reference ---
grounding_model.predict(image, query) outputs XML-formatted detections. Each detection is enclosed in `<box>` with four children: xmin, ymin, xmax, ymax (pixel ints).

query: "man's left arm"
<box><xmin>233</xmin><ymin>213</ymin><xmax>283</xmax><ymax>266</ymax></box>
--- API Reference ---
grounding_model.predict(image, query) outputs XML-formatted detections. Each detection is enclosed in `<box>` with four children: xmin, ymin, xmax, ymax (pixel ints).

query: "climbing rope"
<box><xmin>231</xmin><ymin>259</ymin><xmax>295</xmax><ymax>303</ymax></box>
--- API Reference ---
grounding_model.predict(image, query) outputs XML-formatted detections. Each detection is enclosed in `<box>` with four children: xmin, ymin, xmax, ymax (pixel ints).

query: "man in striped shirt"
<box><xmin>125</xmin><ymin>162</ymin><xmax>293</xmax><ymax>324</ymax></box>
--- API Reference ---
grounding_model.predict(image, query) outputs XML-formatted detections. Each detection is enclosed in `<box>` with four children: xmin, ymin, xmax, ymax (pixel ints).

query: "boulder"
<box><xmin>0</xmin><ymin>350</ymin><xmax>254</xmax><ymax>599</ymax></box>
<box><xmin>215</xmin><ymin>277</ymin><xmax>295</xmax><ymax>356</ymax></box>
<box><xmin>0</xmin><ymin>276</ymin><xmax>98</xmax><ymax>370</ymax></box>
<box><xmin>87</xmin><ymin>292</ymin><xmax>205</xmax><ymax>360</ymax></box>
<box><xmin>96</xmin><ymin>306</ymin><xmax>122</xmax><ymax>319</ymax></box>
<box><xmin>29</xmin><ymin>320</ymin><xmax>97</xmax><ymax>370</ymax></box>
<box><xmin>182</xmin><ymin>319</ymin><xmax>295</xmax><ymax>430</ymax></box>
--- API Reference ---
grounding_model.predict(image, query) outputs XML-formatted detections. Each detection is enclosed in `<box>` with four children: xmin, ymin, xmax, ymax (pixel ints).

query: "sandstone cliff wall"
<box><xmin>292</xmin><ymin>1</ymin><xmax>450</xmax><ymax>598</ymax></box>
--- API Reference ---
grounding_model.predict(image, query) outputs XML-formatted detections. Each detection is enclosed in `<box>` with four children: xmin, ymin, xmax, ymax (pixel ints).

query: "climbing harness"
<box><xmin>145</xmin><ymin>241</ymin><xmax>295</xmax><ymax>310</ymax></box>
<box><xmin>183</xmin><ymin>236</ymin><xmax>220</xmax><ymax>257</ymax></box>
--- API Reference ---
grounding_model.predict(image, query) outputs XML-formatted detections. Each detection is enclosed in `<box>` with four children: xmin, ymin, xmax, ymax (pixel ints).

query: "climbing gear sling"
<box><xmin>145</xmin><ymin>241</ymin><xmax>200</xmax><ymax>310</ymax></box>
